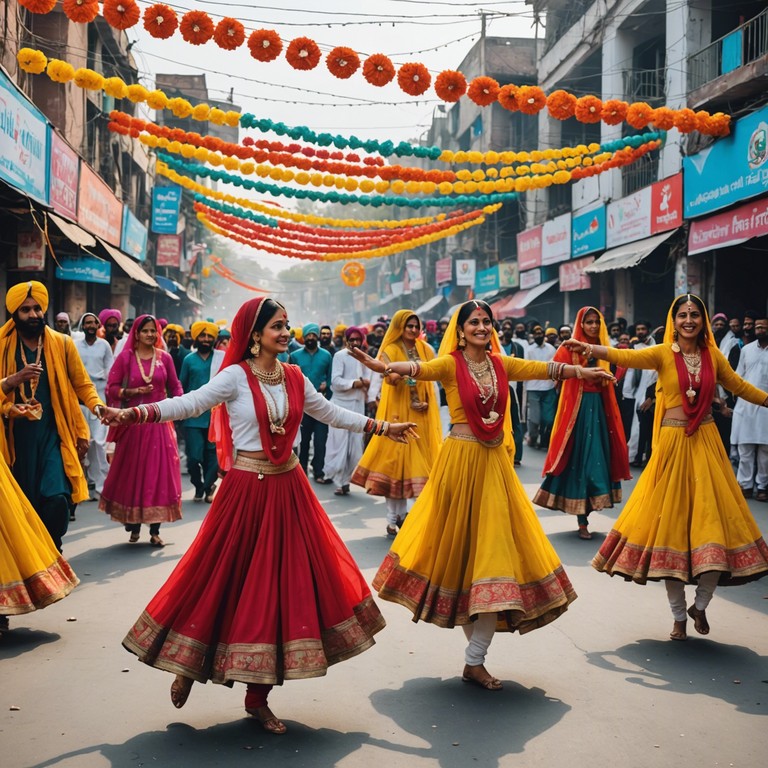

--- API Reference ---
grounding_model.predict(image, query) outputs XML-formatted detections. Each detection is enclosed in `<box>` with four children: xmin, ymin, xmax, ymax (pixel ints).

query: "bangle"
<box><xmin>583</xmin><ymin>343</ymin><xmax>593</xmax><ymax>359</ymax></box>
<box><xmin>574</xmin><ymin>366</ymin><xmax>583</xmax><ymax>379</ymax></box>
<box><xmin>364</xmin><ymin>418</ymin><xmax>375</xmax><ymax>433</ymax></box>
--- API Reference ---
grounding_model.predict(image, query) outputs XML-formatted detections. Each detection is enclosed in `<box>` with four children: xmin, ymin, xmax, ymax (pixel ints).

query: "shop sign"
<box><xmin>651</xmin><ymin>173</ymin><xmax>682</xmax><ymax>233</ymax></box>
<box><xmin>455</xmin><ymin>259</ymin><xmax>476</xmax><ymax>286</ymax></box>
<box><xmin>683</xmin><ymin>104</ymin><xmax>768</xmax><ymax>218</ymax></box>
<box><xmin>688</xmin><ymin>196</ymin><xmax>768</xmax><ymax>254</ymax></box>
<box><xmin>0</xmin><ymin>69</ymin><xmax>49</xmax><ymax>203</ymax></box>
<box><xmin>499</xmin><ymin>260</ymin><xmax>519</xmax><ymax>288</ymax></box>
<box><xmin>49</xmin><ymin>132</ymin><xmax>79</xmax><ymax>221</ymax></box>
<box><xmin>435</xmin><ymin>257</ymin><xmax>452</xmax><ymax>284</ymax></box>
<box><xmin>151</xmin><ymin>185</ymin><xmax>182</xmax><ymax>234</ymax></box>
<box><xmin>519</xmin><ymin>268</ymin><xmax>541</xmax><ymax>290</ymax></box>
<box><xmin>405</xmin><ymin>259</ymin><xmax>423</xmax><ymax>291</ymax></box>
<box><xmin>121</xmin><ymin>206</ymin><xmax>148</xmax><ymax>262</ymax></box>
<box><xmin>541</xmin><ymin>213</ymin><xmax>571</xmax><ymax>265</ymax></box>
<box><xmin>517</xmin><ymin>225</ymin><xmax>542</xmax><ymax>270</ymax></box>
<box><xmin>607</xmin><ymin>187</ymin><xmax>651</xmax><ymax>247</ymax></box>
<box><xmin>475</xmin><ymin>265</ymin><xmax>500</xmax><ymax>293</ymax></box>
<box><xmin>78</xmin><ymin>163</ymin><xmax>122</xmax><ymax>245</ymax></box>
<box><xmin>571</xmin><ymin>204</ymin><xmax>606</xmax><ymax>257</ymax></box>
<box><xmin>55</xmin><ymin>254</ymin><xmax>111</xmax><ymax>284</ymax></box>
<box><xmin>155</xmin><ymin>234</ymin><xmax>182</xmax><ymax>267</ymax></box>
<box><xmin>17</xmin><ymin>230</ymin><xmax>45</xmax><ymax>270</ymax></box>
<box><xmin>559</xmin><ymin>256</ymin><xmax>595</xmax><ymax>292</ymax></box>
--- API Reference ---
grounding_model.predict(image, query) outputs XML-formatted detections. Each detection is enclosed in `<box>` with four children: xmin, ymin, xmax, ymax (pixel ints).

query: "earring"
<box><xmin>458</xmin><ymin>333</ymin><xmax>466</xmax><ymax>349</ymax></box>
<box><xmin>250</xmin><ymin>339</ymin><xmax>261</xmax><ymax>357</ymax></box>
<box><xmin>671</xmin><ymin>329</ymin><xmax>680</xmax><ymax>353</ymax></box>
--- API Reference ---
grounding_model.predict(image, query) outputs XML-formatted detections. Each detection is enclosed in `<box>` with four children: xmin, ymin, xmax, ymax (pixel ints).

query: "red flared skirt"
<box><xmin>122</xmin><ymin>463</ymin><xmax>385</xmax><ymax>685</ymax></box>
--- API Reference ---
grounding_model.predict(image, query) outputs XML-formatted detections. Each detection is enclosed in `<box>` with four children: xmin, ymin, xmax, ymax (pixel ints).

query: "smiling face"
<box><xmin>402</xmin><ymin>315</ymin><xmax>421</xmax><ymax>344</ymax></box>
<box><xmin>13</xmin><ymin>296</ymin><xmax>46</xmax><ymax>337</ymax></box>
<box><xmin>253</xmin><ymin>308</ymin><xmax>291</xmax><ymax>357</ymax></box>
<box><xmin>136</xmin><ymin>318</ymin><xmax>158</xmax><ymax>350</ymax></box>
<box><xmin>580</xmin><ymin>310</ymin><xmax>601</xmax><ymax>341</ymax></box>
<box><xmin>673</xmin><ymin>299</ymin><xmax>705</xmax><ymax>344</ymax></box>
<box><xmin>460</xmin><ymin>307</ymin><xmax>493</xmax><ymax>350</ymax></box>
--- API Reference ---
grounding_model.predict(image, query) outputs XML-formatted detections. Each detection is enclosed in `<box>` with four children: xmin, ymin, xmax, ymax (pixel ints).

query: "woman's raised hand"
<box><xmin>386</xmin><ymin>422</ymin><xmax>419</xmax><ymax>443</ymax></box>
<box><xmin>350</xmin><ymin>347</ymin><xmax>386</xmax><ymax>373</ymax></box>
<box><xmin>580</xmin><ymin>367</ymin><xmax>615</xmax><ymax>383</ymax></box>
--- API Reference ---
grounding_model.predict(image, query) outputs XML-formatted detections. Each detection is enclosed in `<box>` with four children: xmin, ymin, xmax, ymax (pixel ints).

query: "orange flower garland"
<box><xmin>673</xmin><ymin>108</ymin><xmax>698</xmax><ymax>133</ymax></box>
<box><xmin>180</xmin><ymin>11</ymin><xmax>214</xmax><ymax>45</ymax></box>
<box><xmin>434</xmin><ymin>70</ymin><xmax>467</xmax><ymax>102</ymax></box>
<box><xmin>326</xmin><ymin>46</ymin><xmax>360</xmax><ymax>79</ymax></box>
<box><xmin>703</xmin><ymin>112</ymin><xmax>730</xmax><ymax>137</ymax></box>
<box><xmin>497</xmin><ymin>84</ymin><xmax>519</xmax><ymax>112</ymax></box>
<box><xmin>18</xmin><ymin>0</ymin><xmax>56</xmax><ymax>13</ymax></box>
<box><xmin>651</xmin><ymin>106</ymin><xmax>675</xmax><ymax>130</ymax></box>
<box><xmin>286</xmin><ymin>37</ymin><xmax>321</xmax><ymax>70</ymax></box>
<box><xmin>248</xmin><ymin>29</ymin><xmax>282</xmax><ymax>62</ymax></box>
<box><xmin>547</xmin><ymin>90</ymin><xmax>577</xmax><ymax>120</ymax></box>
<box><xmin>214</xmin><ymin>18</ymin><xmax>245</xmax><ymax>51</ymax></box>
<box><xmin>103</xmin><ymin>0</ymin><xmax>140</xmax><ymax>30</ymax></box>
<box><xmin>626</xmin><ymin>101</ymin><xmax>653</xmax><ymax>129</ymax></box>
<box><xmin>574</xmin><ymin>95</ymin><xmax>603</xmax><ymax>123</ymax></box>
<box><xmin>62</xmin><ymin>0</ymin><xmax>99</xmax><ymax>24</ymax></box>
<box><xmin>516</xmin><ymin>85</ymin><xmax>546</xmax><ymax>115</ymax></box>
<box><xmin>601</xmin><ymin>99</ymin><xmax>627</xmax><ymax>125</ymax></box>
<box><xmin>467</xmin><ymin>76</ymin><xmax>500</xmax><ymax>107</ymax></box>
<box><xmin>143</xmin><ymin>4</ymin><xmax>178</xmax><ymax>40</ymax></box>
<box><xmin>363</xmin><ymin>54</ymin><xmax>396</xmax><ymax>87</ymax></box>
<box><xmin>397</xmin><ymin>62</ymin><xmax>431</xmax><ymax>97</ymax></box>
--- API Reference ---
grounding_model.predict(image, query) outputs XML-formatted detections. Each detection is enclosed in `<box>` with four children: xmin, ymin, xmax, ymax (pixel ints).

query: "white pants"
<box><xmin>462</xmin><ymin>613</ymin><xmax>497</xmax><ymax>666</ymax></box>
<box><xmin>385</xmin><ymin>498</ymin><xmax>407</xmax><ymax>527</ymax></box>
<box><xmin>665</xmin><ymin>572</ymin><xmax>720</xmax><ymax>622</ymax></box>
<box><xmin>736</xmin><ymin>443</ymin><xmax>768</xmax><ymax>491</ymax></box>
<box><xmin>81</xmin><ymin>405</ymin><xmax>109</xmax><ymax>494</ymax></box>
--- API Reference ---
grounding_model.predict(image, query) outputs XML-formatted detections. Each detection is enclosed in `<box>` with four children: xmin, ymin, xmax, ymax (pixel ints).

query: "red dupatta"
<box><xmin>672</xmin><ymin>344</ymin><xmax>715</xmax><ymax>436</ymax></box>
<box><xmin>543</xmin><ymin>307</ymin><xmax>630</xmax><ymax>481</ymax></box>
<box><xmin>450</xmin><ymin>350</ymin><xmax>509</xmax><ymax>442</ymax></box>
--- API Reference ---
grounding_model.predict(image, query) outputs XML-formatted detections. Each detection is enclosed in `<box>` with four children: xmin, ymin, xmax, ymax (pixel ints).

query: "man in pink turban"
<box><xmin>98</xmin><ymin>309</ymin><xmax>122</xmax><ymax>352</ymax></box>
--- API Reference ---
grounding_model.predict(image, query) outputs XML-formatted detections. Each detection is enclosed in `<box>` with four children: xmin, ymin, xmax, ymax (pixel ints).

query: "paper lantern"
<box><xmin>341</xmin><ymin>261</ymin><xmax>365</xmax><ymax>287</ymax></box>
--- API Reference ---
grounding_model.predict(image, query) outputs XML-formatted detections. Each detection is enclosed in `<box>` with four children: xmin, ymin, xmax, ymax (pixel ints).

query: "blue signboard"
<box><xmin>121</xmin><ymin>205</ymin><xmax>148</xmax><ymax>261</ymax></box>
<box><xmin>0</xmin><ymin>69</ymin><xmax>49</xmax><ymax>204</ymax></box>
<box><xmin>55</xmin><ymin>254</ymin><xmax>111</xmax><ymax>284</ymax></box>
<box><xmin>571</xmin><ymin>204</ymin><xmax>606</xmax><ymax>257</ymax></box>
<box><xmin>151</xmin><ymin>185</ymin><xmax>181</xmax><ymax>233</ymax></box>
<box><xmin>475</xmin><ymin>265</ymin><xmax>500</xmax><ymax>293</ymax></box>
<box><xmin>683</xmin><ymin>104</ymin><xmax>768</xmax><ymax>218</ymax></box>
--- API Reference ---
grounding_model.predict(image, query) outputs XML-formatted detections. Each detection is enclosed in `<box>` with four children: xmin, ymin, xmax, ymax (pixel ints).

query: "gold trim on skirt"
<box><xmin>661</xmin><ymin>414</ymin><xmax>714</xmax><ymax>427</ymax></box>
<box><xmin>447</xmin><ymin>431</ymin><xmax>504</xmax><ymax>448</ymax></box>
<box><xmin>233</xmin><ymin>452</ymin><xmax>299</xmax><ymax>477</ymax></box>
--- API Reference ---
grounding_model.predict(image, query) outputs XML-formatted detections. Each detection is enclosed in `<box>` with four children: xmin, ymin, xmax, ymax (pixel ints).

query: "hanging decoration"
<box><xmin>247</xmin><ymin>29</ymin><xmax>283</xmax><ymax>61</ymax></box>
<box><xmin>143</xmin><ymin>4</ymin><xmax>178</xmax><ymax>39</ymax></box>
<box><xmin>62</xmin><ymin>0</ymin><xmax>100</xmax><ymax>24</ymax></box>
<box><xmin>341</xmin><ymin>262</ymin><xmax>366</xmax><ymax>287</ymax></box>
<box><xmin>102</xmin><ymin>0</ymin><xmax>140</xmax><ymax>30</ymax></box>
<box><xmin>207</xmin><ymin>256</ymin><xmax>270</xmax><ymax>292</ymax></box>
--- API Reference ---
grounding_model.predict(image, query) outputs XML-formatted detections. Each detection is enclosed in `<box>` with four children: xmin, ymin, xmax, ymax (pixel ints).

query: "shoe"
<box><xmin>334</xmin><ymin>488</ymin><xmax>345</xmax><ymax>496</ymax></box>
<box><xmin>204</xmin><ymin>485</ymin><xmax>216</xmax><ymax>503</ymax></box>
<box><xmin>514</xmin><ymin>460</ymin><xmax>521</xmax><ymax>467</ymax></box>
<box><xmin>578</xmin><ymin>525</ymin><xmax>592</xmax><ymax>540</ymax></box>
<box><xmin>170</xmin><ymin>675</ymin><xmax>193</xmax><ymax>708</ymax></box>
<box><xmin>129</xmin><ymin>531</ymin><xmax>140</xmax><ymax>543</ymax></box>
<box><xmin>193</xmin><ymin>491</ymin><xmax>205</xmax><ymax>502</ymax></box>
<box><xmin>386</xmin><ymin>525</ymin><xmax>398</xmax><ymax>537</ymax></box>
<box><xmin>246</xmin><ymin>705</ymin><xmax>287</xmax><ymax>734</ymax></box>
<box><xmin>0</xmin><ymin>615</ymin><xmax>9</xmax><ymax>634</ymax></box>
<box><xmin>756</xmin><ymin>489</ymin><xmax>768</xmax><ymax>502</ymax></box>
<box><xmin>669</xmin><ymin>620</ymin><xmax>687</xmax><ymax>641</ymax></box>
<box><xmin>150</xmin><ymin>535</ymin><xmax>165</xmax><ymax>548</ymax></box>
<box><xmin>687</xmin><ymin>605</ymin><xmax>710</xmax><ymax>635</ymax></box>
<box><xmin>69</xmin><ymin>512</ymin><xmax>76</xmax><ymax>522</ymax></box>
<box><xmin>314</xmin><ymin>476</ymin><xmax>332</xmax><ymax>484</ymax></box>
<box><xmin>630</xmin><ymin>460</ymin><xmax>645</xmax><ymax>468</ymax></box>
<box><xmin>741</xmin><ymin>487</ymin><xmax>753</xmax><ymax>499</ymax></box>
<box><xmin>462</xmin><ymin>664</ymin><xmax>502</xmax><ymax>691</ymax></box>
<box><xmin>342</xmin><ymin>484</ymin><xmax>350</xmax><ymax>495</ymax></box>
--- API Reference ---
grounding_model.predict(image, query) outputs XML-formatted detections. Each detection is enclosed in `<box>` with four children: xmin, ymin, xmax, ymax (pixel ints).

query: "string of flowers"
<box><xmin>206</xmin><ymin>255</ymin><xmax>270</xmax><ymax>292</ymax></box>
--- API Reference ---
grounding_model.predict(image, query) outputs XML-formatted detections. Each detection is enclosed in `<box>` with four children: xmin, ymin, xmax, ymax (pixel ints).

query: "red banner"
<box><xmin>651</xmin><ymin>173</ymin><xmax>682</xmax><ymax>234</ymax></box>
<box><xmin>156</xmin><ymin>234</ymin><xmax>182</xmax><ymax>267</ymax></box>
<box><xmin>517</xmin><ymin>225</ymin><xmax>542</xmax><ymax>271</ymax></box>
<box><xmin>688</xmin><ymin>196</ymin><xmax>768</xmax><ymax>254</ymax></box>
<box><xmin>559</xmin><ymin>255</ymin><xmax>594</xmax><ymax>292</ymax></box>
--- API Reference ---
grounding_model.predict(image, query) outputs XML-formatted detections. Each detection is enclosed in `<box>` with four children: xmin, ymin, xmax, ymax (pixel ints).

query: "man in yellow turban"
<box><xmin>1</xmin><ymin>281</ymin><xmax>105</xmax><ymax>550</ymax></box>
<box><xmin>163</xmin><ymin>323</ymin><xmax>189</xmax><ymax>376</ymax></box>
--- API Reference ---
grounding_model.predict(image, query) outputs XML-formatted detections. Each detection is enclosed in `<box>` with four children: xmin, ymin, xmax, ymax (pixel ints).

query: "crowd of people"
<box><xmin>1</xmin><ymin>279</ymin><xmax>767</xmax><ymax>735</ymax></box>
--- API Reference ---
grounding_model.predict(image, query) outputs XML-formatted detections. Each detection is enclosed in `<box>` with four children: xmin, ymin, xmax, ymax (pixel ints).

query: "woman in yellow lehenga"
<box><xmin>351</xmin><ymin>310</ymin><xmax>442</xmax><ymax>536</ymax></box>
<box><xmin>0</xmin><ymin>384</ymin><xmax>79</xmax><ymax>634</ymax></box>
<box><xmin>352</xmin><ymin>300</ymin><xmax>613</xmax><ymax>689</ymax></box>
<box><xmin>564</xmin><ymin>294</ymin><xmax>768</xmax><ymax>641</ymax></box>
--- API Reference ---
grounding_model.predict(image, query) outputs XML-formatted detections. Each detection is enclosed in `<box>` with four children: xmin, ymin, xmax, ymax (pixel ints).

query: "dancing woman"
<box><xmin>351</xmin><ymin>310</ymin><xmax>442</xmax><ymax>535</ymax></box>
<box><xmin>100</xmin><ymin>297</ymin><xmax>416</xmax><ymax>733</ymax></box>
<box><xmin>533</xmin><ymin>307</ymin><xmax>630</xmax><ymax>539</ymax></box>
<box><xmin>352</xmin><ymin>300</ymin><xmax>613</xmax><ymax>689</ymax></box>
<box><xmin>564</xmin><ymin>294</ymin><xmax>768</xmax><ymax>640</ymax></box>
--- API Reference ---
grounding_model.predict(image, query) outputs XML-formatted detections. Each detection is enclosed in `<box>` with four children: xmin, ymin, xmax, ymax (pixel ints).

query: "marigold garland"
<box><xmin>213</xmin><ymin>18</ymin><xmax>245</xmax><ymax>51</ymax></box>
<box><xmin>397</xmin><ymin>62</ymin><xmax>431</xmax><ymax>97</ymax></box>
<box><xmin>326</xmin><ymin>46</ymin><xmax>360</xmax><ymax>79</ymax></box>
<box><xmin>102</xmin><ymin>0</ymin><xmax>141</xmax><ymax>30</ymax></box>
<box><xmin>247</xmin><ymin>29</ymin><xmax>283</xmax><ymax>62</ymax></box>
<box><xmin>497</xmin><ymin>84</ymin><xmax>519</xmax><ymax>112</ymax></box>
<box><xmin>74</xmin><ymin>68</ymin><xmax>104</xmax><ymax>91</ymax></box>
<box><xmin>515</xmin><ymin>85</ymin><xmax>546</xmax><ymax>115</ymax></box>
<box><xmin>434</xmin><ymin>70</ymin><xmax>467</xmax><ymax>103</ymax></box>
<box><xmin>62</xmin><ymin>0</ymin><xmax>99</xmax><ymax>24</ymax></box>
<box><xmin>626</xmin><ymin>101</ymin><xmax>653</xmax><ymax>129</ymax></box>
<box><xmin>17</xmin><ymin>48</ymin><xmax>48</xmax><ymax>75</ymax></box>
<box><xmin>574</xmin><ymin>95</ymin><xmax>603</xmax><ymax>123</ymax></box>
<box><xmin>143</xmin><ymin>4</ymin><xmax>178</xmax><ymax>39</ymax></box>
<box><xmin>651</xmin><ymin>106</ymin><xmax>675</xmax><ymax>131</ymax></box>
<box><xmin>363</xmin><ymin>53</ymin><xmax>396</xmax><ymax>87</ymax></box>
<box><xmin>180</xmin><ymin>11</ymin><xmax>214</xmax><ymax>45</ymax></box>
<box><xmin>467</xmin><ymin>76</ymin><xmax>500</xmax><ymax>107</ymax></box>
<box><xmin>546</xmin><ymin>90</ymin><xmax>577</xmax><ymax>121</ymax></box>
<box><xmin>673</xmin><ymin>108</ymin><xmax>698</xmax><ymax>133</ymax></box>
<box><xmin>18</xmin><ymin>0</ymin><xmax>56</xmax><ymax>13</ymax></box>
<box><xmin>286</xmin><ymin>37</ymin><xmax>321</xmax><ymax>70</ymax></box>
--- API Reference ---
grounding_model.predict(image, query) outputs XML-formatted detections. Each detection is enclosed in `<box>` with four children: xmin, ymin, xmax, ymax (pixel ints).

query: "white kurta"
<box><xmin>731</xmin><ymin>341</ymin><xmax>768</xmax><ymax>445</ymax></box>
<box><xmin>323</xmin><ymin>349</ymin><xmax>367</xmax><ymax>488</ymax></box>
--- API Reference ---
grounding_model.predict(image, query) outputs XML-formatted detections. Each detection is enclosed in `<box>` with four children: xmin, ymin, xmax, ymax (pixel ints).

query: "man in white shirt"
<box><xmin>525</xmin><ymin>325</ymin><xmax>556</xmax><ymax>450</ymax></box>
<box><xmin>731</xmin><ymin>316</ymin><xmax>768</xmax><ymax>501</ymax></box>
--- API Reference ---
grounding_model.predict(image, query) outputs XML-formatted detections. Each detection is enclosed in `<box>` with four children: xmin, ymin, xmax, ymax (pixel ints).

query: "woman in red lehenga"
<box><xmin>101</xmin><ymin>297</ymin><xmax>416</xmax><ymax>734</ymax></box>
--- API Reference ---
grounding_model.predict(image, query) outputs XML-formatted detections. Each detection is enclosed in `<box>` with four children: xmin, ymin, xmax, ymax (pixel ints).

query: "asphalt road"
<box><xmin>2</xmin><ymin>448</ymin><xmax>767</xmax><ymax>768</ymax></box>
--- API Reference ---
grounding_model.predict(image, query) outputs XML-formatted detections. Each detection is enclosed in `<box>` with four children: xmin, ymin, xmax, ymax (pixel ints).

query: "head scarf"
<box><xmin>302</xmin><ymin>322</ymin><xmax>320</xmax><ymax>339</ymax></box>
<box><xmin>56</xmin><ymin>312</ymin><xmax>69</xmax><ymax>322</ymax></box>
<box><xmin>334</xmin><ymin>324</ymin><xmax>347</xmax><ymax>336</ymax></box>
<box><xmin>77</xmin><ymin>312</ymin><xmax>99</xmax><ymax>332</ymax></box>
<box><xmin>6</xmin><ymin>280</ymin><xmax>48</xmax><ymax>314</ymax></box>
<box><xmin>116</xmin><ymin>315</ymin><xmax>163</xmax><ymax>360</ymax></box>
<box><xmin>544</xmin><ymin>307</ymin><xmax>630</xmax><ymax>481</ymax></box>
<box><xmin>98</xmin><ymin>308</ymin><xmax>122</xmax><ymax>327</ymax></box>
<box><xmin>190</xmin><ymin>320</ymin><xmax>219</xmax><ymax>341</ymax></box>
<box><xmin>425</xmin><ymin>320</ymin><xmax>437</xmax><ymax>333</ymax></box>
<box><xmin>711</xmin><ymin>312</ymin><xmax>728</xmax><ymax>323</ymax></box>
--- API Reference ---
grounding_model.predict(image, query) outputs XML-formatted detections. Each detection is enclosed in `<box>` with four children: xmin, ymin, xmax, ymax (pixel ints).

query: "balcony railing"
<box><xmin>623</xmin><ymin>67</ymin><xmax>666</xmax><ymax>106</ymax></box>
<box><xmin>688</xmin><ymin>7</ymin><xmax>768</xmax><ymax>92</ymax></box>
<box><xmin>621</xmin><ymin>152</ymin><xmax>659</xmax><ymax>197</ymax></box>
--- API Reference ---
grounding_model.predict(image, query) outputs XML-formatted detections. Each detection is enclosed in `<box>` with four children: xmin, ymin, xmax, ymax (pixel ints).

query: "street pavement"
<box><xmin>2</xmin><ymin>447</ymin><xmax>768</xmax><ymax>768</ymax></box>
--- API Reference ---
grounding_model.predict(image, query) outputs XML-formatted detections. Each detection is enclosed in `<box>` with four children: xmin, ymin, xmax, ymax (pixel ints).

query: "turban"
<box><xmin>545</xmin><ymin>327</ymin><xmax>558</xmax><ymax>336</ymax></box>
<box><xmin>56</xmin><ymin>312</ymin><xmax>70</xmax><ymax>322</ymax></box>
<box><xmin>711</xmin><ymin>312</ymin><xmax>728</xmax><ymax>322</ymax></box>
<box><xmin>532</xmin><ymin>325</ymin><xmax>543</xmax><ymax>333</ymax></box>
<box><xmin>425</xmin><ymin>320</ymin><xmax>437</xmax><ymax>332</ymax></box>
<box><xmin>303</xmin><ymin>323</ymin><xmax>320</xmax><ymax>338</ymax></box>
<box><xmin>98</xmin><ymin>308</ymin><xmax>122</xmax><ymax>326</ymax></box>
<box><xmin>157</xmin><ymin>318</ymin><xmax>168</xmax><ymax>329</ymax></box>
<box><xmin>163</xmin><ymin>323</ymin><xmax>185</xmax><ymax>337</ymax></box>
<box><xmin>373</xmin><ymin>322</ymin><xmax>387</xmax><ymax>330</ymax></box>
<box><xmin>334</xmin><ymin>324</ymin><xmax>347</xmax><ymax>335</ymax></box>
<box><xmin>6</xmin><ymin>280</ymin><xmax>48</xmax><ymax>314</ymax></box>
<box><xmin>345</xmin><ymin>326</ymin><xmax>364</xmax><ymax>340</ymax></box>
<box><xmin>191</xmin><ymin>321</ymin><xmax>219</xmax><ymax>340</ymax></box>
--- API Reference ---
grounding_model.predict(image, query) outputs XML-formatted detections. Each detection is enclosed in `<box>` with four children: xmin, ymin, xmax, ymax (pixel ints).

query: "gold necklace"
<box><xmin>135</xmin><ymin>349</ymin><xmax>158</xmax><ymax>384</ymax></box>
<box><xmin>18</xmin><ymin>336</ymin><xmax>43</xmax><ymax>403</ymax></box>
<box><xmin>247</xmin><ymin>358</ymin><xmax>284</xmax><ymax>386</ymax></box>
<box><xmin>259</xmin><ymin>379</ymin><xmax>288</xmax><ymax>434</ymax></box>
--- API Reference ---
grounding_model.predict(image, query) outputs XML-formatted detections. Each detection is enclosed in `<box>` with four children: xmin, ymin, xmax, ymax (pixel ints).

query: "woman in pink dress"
<box><xmin>100</xmin><ymin>315</ymin><xmax>183</xmax><ymax>546</ymax></box>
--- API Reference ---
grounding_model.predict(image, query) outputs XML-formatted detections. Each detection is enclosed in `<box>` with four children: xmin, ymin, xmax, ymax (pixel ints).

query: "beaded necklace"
<box><xmin>462</xmin><ymin>350</ymin><xmax>500</xmax><ymax>423</ymax></box>
<box><xmin>135</xmin><ymin>349</ymin><xmax>158</xmax><ymax>384</ymax></box>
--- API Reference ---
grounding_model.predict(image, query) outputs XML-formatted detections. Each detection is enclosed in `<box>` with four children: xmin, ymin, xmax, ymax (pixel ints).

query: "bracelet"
<box><xmin>574</xmin><ymin>366</ymin><xmax>583</xmax><ymax>379</ymax></box>
<box><xmin>364</xmin><ymin>417</ymin><xmax>375</xmax><ymax>434</ymax></box>
<box><xmin>384</xmin><ymin>367</ymin><xmax>394</xmax><ymax>376</ymax></box>
<box><xmin>583</xmin><ymin>343</ymin><xmax>594</xmax><ymax>359</ymax></box>
<box><xmin>546</xmin><ymin>361</ymin><xmax>566</xmax><ymax>381</ymax></box>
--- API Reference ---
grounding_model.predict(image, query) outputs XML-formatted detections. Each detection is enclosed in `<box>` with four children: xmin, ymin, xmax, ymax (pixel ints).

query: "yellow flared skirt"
<box><xmin>593</xmin><ymin>421</ymin><xmax>768</xmax><ymax>585</ymax></box>
<box><xmin>0</xmin><ymin>464</ymin><xmax>79</xmax><ymax>615</ymax></box>
<box><xmin>372</xmin><ymin>435</ymin><xmax>577</xmax><ymax>633</ymax></box>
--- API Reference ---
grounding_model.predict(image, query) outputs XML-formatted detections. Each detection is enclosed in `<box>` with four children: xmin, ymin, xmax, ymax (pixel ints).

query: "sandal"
<box><xmin>386</xmin><ymin>525</ymin><xmax>398</xmax><ymax>537</ymax></box>
<box><xmin>246</xmin><ymin>705</ymin><xmax>287</xmax><ymax>734</ymax></box>
<box><xmin>334</xmin><ymin>488</ymin><xmax>345</xmax><ymax>496</ymax></box>
<box><xmin>577</xmin><ymin>526</ymin><xmax>592</xmax><ymax>540</ymax></box>
<box><xmin>687</xmin><ymin>606</ymin><xmax>710</xmax><ymax>635</ymax></box>
<box><xmin>150</xmin><ymin>535</ymin><xmax>165</xmax><ymax>547</ymax></box>
<box><xmin>170</xmin><ymin>675</ymin><xmax>194</xmax><ymax>709</ymax></box>
<box><xmin>669</xmin><ymin>620</ymin><xmax>687</xmax><ymax>641</ymax></box>
<box><xmin>462</xmin><ymin>664</ymin><xmax>503</xmax><ymax>691</ymax></box>
<box><xmin>129</xmin><ymin>531</ymin><xmax>140</xmax><ymax>543</ymax></box>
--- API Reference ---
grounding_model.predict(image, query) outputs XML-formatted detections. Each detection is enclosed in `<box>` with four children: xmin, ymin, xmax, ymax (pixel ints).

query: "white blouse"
<box><xmin>156</xmin><ymin>364</ymin><xmax>369</xmax><ymax>452</ymax></box>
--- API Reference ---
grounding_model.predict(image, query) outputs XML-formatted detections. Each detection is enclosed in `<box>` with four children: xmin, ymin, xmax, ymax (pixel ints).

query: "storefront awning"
<box><xmin>584</xmin><ymin>230</ymin><xmax>676</xmax><ymax>274</ymax></box>
<box><xmin>495</xmin><ymin>279</ymin><xmax>559</xmax><ymax>317</ymax></box>
<box><xmin>413</xmin><ymin>293</ymin><xmax>445</xmax><ymax>315</ymax></box>
<box><xmin>98</xmin><ymin>238</ymin><xmax>159</xmax><ymax>288</ymax></box>
<box><xmin>155</xmin><ymin>275</ymin><xmax>181</xmax><ymax>301</ymax></box>
<box><xmin>47</xmin><ymin>213</ymin><xmax>97</xmax><ymax>249</ymax></box>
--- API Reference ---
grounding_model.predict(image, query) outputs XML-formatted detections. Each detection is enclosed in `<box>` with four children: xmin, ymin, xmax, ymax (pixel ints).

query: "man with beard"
<box><xmin>727</xmin><ymin>311</ymin><xmax>758</xmax><ymax>370</ymax></box>
<box><xmin>319</xmin><ymin>324</ymin><xmax>336</xmax><ymax>357</ymax></box>
<box><xmin>98</xmin><ymin>308</ymin><xmax>122</xmax><ymax>353</ymax></box>
<box><xmin>513</xmin><ymin>321</ymin><xmax>529</xmax><ymax>346</ymax></box>
<box><xmin>180</xmin><ymin>321</ymin><xmax>224</xmax><ymax>503</ymax></box>
<box><xmin>74</xmin><ymin>312</ymin><xmax>114</xmax><ymax>504</ymax></box>
<box><xmin>163</xmin><ymin>323</ymin><xmax>190</xmax><ymax>376</ymax></box>
<box><xmin>731</xmin><ymin>316</ymin><xmax>768</xmax><ymax>501</ymax></box>
<box><xmin>366</xmin><ymin>322</ymin><xmax>387</xmax><ymax>358</ymax></box>
<box><xmin>558</xmin><ymin>325</ymin><xmax>572</xmax><ymax>344</ymax></box>
<box><xmin>524</xmin><ymin>325</ymin><xmax>557</xmax><ymax>450</ymax></box>
<box><xmin>0</xmin><ymin>282</ymin><xmax>105</xmax><ymax>551</ymax></box>
<box><xmin>499</xmin><ymin>321</ymin><xmax>526</xmax><ymax>465</ymax></box>
<box><xmin>628</xmin><ymin>321</ymin><xmax>656</xmax><ymax>467</ymax></box>
<box><xmin>607</xmin><ymin>320</ymin><xmax>621</xmax><ymax>346</ymax></box>
<box><xmin>290</xmin><ymin>323</ymin><xmax>333</xmax><ymax>482</ymax></box>
<box><xmin>54</xmin><ymin>312</ymin><xmax>72</xmax><ymax>335</ymax></box>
